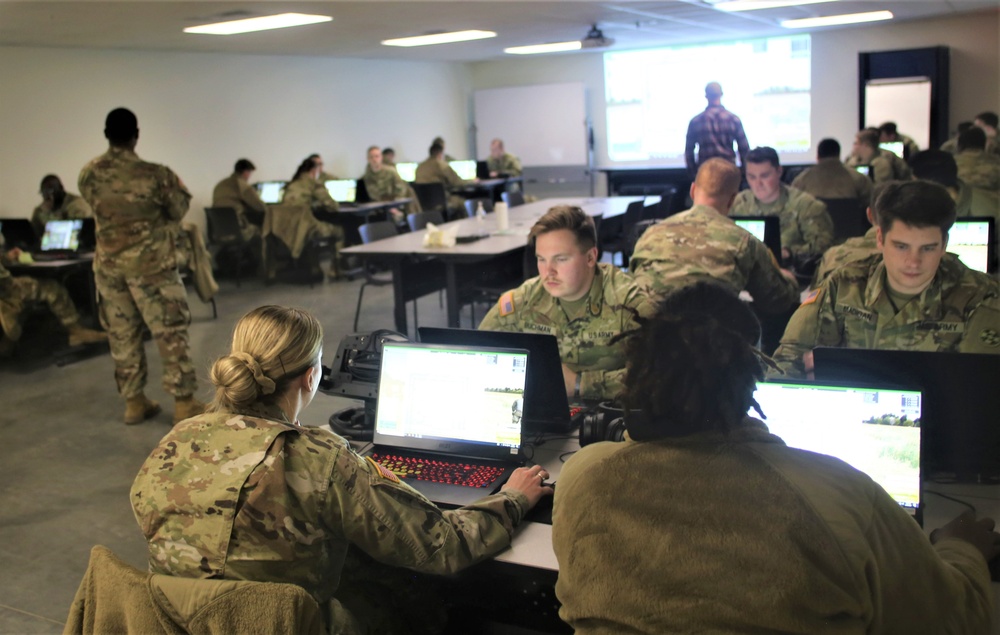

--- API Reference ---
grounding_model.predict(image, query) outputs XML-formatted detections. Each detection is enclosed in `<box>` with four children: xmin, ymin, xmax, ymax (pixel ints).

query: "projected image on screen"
<box><xmin>605</xmin><ymin>35</ymin><xmax>811</xmax><ymax>164</ymax></box>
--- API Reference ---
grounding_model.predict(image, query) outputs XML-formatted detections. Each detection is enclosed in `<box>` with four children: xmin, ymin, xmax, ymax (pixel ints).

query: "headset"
<box><xmin>579</xmin><ymin>401</ymin><xmax>629</xmax><ymax>447</ymax></box>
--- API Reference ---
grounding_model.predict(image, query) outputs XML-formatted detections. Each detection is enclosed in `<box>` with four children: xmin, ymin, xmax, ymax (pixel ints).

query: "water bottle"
<box><xmin>494</xmin><ymin>201</ymin><xmax>509</xmax><ymax>231</ymax></box>
<box><xmin>476</xmin><ymin>201</ymin><xmax>487</xmax><ymax>230</ymax></box>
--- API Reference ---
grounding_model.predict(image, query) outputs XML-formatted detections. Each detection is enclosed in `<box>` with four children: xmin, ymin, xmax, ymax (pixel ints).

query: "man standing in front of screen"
<box><xmin>685</xmin><ymin>82</ymin><xmax>750</xmax><ymax>178</ymax></box>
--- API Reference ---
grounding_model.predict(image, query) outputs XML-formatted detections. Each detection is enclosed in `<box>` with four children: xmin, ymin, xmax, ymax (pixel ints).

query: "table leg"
<box><xmin>445</xmin><ymin>263</ymin><xmax>461</xmax><ymax>328</ymax></box>
<box><xmin>391</xmin><ymin>261</ymin><xmax>408</xmax><ymax>334</ymax></box>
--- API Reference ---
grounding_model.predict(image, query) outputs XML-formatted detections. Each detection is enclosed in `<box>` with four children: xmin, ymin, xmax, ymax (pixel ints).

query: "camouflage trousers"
<box><xmin>0</xmin><ymin>276</ymin><xmax>80</xmax><ymax>341</ymax></box>
<box><xmin>96</xmin><ymin>266</ymin><xmax>197</xmax><ymax>399</ymax></box>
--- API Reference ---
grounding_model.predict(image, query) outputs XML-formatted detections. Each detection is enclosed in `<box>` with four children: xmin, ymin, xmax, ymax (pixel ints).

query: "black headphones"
<box><xmin>329</xmin><ymin>406</ymin><xmax>374</xmax><ymax>442</ymax></box>
<box><xmin>579</xmin><ymin>401</ymin><xmax>629</xmax><ymax>447</ymax></box>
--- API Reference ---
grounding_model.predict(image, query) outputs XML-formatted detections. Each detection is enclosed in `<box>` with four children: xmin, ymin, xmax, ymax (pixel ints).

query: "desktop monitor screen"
<box><xmin>325</xmin><ymin>179</ymin><xmax>357</xmax><ymax>203</ymax></box>
<box><xmin>449</xmin><ymin>160</ymin><xmax>477</xmax><ymax>181</ymax></box>
<box><xmin>255</xmin><ymin>181</ymin><xmax>286</xmax><ymax>204</ymax></box>
<box><xmin>854</xmin><ymin>165</ymin><xmax>872</xmax><ymax>178</ymax></box>
<box><xmin>395</xmin><ymin>162</ymin><xmax>418</xmax><ymax>182</ymax></box>
<box><xmin>879</xmin><ymin>141</ymin><xmax>904</xmax><ymax>158</ymax></box>
<box><xmin>949</xmin><ymin>217</ymin><xmax>995</xmax><ymax>274</ymax></box>
<box><xmin>40</xmin><ymin>219</ymin><xmax>83</xmax><ymax>251</ymax></box>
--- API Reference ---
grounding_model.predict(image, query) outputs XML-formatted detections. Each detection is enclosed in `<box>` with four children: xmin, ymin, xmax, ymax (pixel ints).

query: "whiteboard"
<box><xmin>864</xmin><ymin>78</ymin><xmax>932</xmax><ymax>149</ymax></box>
<box><xmin>474</xmin><ymin>82</ymin><xmax>588</xmax><ymax>167</ymax></box>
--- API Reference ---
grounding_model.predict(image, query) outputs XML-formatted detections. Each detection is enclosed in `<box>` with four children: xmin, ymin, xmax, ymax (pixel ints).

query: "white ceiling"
<box><xmin>0</xmin><ymin>1</ymin><xmax>995</xmax><ymax>63</ymax></box>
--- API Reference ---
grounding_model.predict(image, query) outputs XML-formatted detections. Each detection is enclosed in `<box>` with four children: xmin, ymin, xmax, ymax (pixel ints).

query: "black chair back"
<box><xmin>359</xmin><ymin>220</ymin><xmax>398</xmax><ymax>245</ymax></box>
<box><xmin>204</xmin><ymin>207</ymin><xmax>243</xmax><ymax>245</ymax></box>
<box><xmin>463</xmin><ymin>198</ymin><xmax>494</xmax><ymax>218</ymax></box>
<box><xmin>819</xmin><ymin>198</ymin><xmax>869</xmax><ymax>243</ymax></box>
<box><xmin>410</xmin><ymin>183</ymin><xmax>448</xmax><ymax>214</ymax></box>
<box><xmin>501</xmin><ymin>190</ymin><xmax>525</xmax><ymax>207</ymax></box>
<box><xmin>407</xmin><ymin>210</ymin><xmax>445</xmax><ymax>232</ymax></box>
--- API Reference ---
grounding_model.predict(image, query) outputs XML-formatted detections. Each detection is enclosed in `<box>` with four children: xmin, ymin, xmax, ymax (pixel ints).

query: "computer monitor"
<box><xmin>255</xmin><ymin>181</ymin><xmax>286</xmax><ymax>205</ymax></box>
<box><xmin>854</xmin><ymin>165</ymin><xmax>872</xmax><ymax>179</ymax></box>
<box><xmin>732</xmin><ymin>216</ymin><xmax>782</xmax><ymax>262</ymax></box>
<box><xmin>325</xmin><ymin>179</ymin><xmax>357</xmax><ymax>204</ymax></box>
<box><xmin>0</xmin><ymin>219</ymin><xmax>38</xmax><ymax>250</ymax></box>
<box><xmin>449</xmin><ymin>160</ymin><xmax>477</xmax><ymax>181</ymax></box>
<box><xmin>40</xmin><ymin>219</ymin><xmax>83</xmax><ymax>252</ymax></box>
<box><xmin>476</xmin><ymin>160</ymin><xmax>490</xmax><ymax>179</ymax></box>
<box><xmin>949</xmin><ymin>217</ymin><xmax>996</xmax><ymax>274</ymax></box>
<box><xmin>879</xmin><ymin>141</ymin><xmax>904</xmax><ymax>159</ymax></box>
<box><xmin>394</xmin><ymin>162</ymin><xmax>418</xmax><ymax>182</ymax></box>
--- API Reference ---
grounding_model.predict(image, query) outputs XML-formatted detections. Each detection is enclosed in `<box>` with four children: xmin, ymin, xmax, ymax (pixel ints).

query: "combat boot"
<box><xmin>174</xmin><ymin>396</ymin><xmax>206</xmax><ymax>424</ymax></box>
<box><xmin>124</xmin><ymin>393</ymin><xmax>161</xmax><ymax>425</ymax></box>
<box><xmin>67</xmin><ymin>325</ymin><xmax>108</xmax><ymax>347</ymax></box>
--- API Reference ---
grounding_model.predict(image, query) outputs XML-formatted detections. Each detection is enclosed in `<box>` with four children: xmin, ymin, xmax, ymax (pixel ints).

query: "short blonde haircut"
<box><xmin>208</xmin><ymin>306</ymin><xmax>323</xmax><ymax>413</ymax></box>
<box><xmin>694</xmin><ymin>158</ymin><xmax>742</xmax><ymax>200</ymax></box>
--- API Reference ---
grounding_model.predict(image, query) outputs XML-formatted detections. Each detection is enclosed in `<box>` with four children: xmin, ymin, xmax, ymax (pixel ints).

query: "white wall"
<box><xmin>0</xmin><ymin>46</ymin><xmax>472</xmax><ymax>222</ymax></box>
<box><xmin>469</xmin><ymin>8</ymin><xmax>1000</xmax><ymax>173</ymax></box>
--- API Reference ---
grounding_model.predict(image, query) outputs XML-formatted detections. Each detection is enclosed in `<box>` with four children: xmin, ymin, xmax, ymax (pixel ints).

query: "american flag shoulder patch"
<box><xmin>801</xmin><ymin>289</ymin><xmax>821</xmax><ymax>306</ymax></box>
<box><xmin>499</xmin><ymin>291</ymin><xmax>516</xmax><ymax>317</ymax></box>
<box><xmin>366</xmin><ymin>456</ymin><xmax>400</xmax><ymax>483</ymax></box>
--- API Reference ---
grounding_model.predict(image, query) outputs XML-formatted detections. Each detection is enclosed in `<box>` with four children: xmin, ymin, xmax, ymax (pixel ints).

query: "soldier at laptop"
<box><xmin>30</xmin><ymin>174</ymin><xmax>92</xmax><ymax>237</ymax></box>
<box><xmin>771</xmin><ymin>180</ymin><xmax>1000</xmax><ymax>378</ymax></box>
<box><xmin>211</xmin><ymin>158</ymin><xmax>266</xmax><ymax>242</ymax></box>
<box><xmin>362</xmin><ymin>145</ymin><xmax>421</xmax><ymax>222</ymax></box>
<box><xmin>0</xmin><ymin>249</ymin><xmax>106</xmax><ymax>357</ymax></box>
<box><xmin>479</xmin><ymin>205</ymin><xmax>654</xmax><ymax>402</ymax></box>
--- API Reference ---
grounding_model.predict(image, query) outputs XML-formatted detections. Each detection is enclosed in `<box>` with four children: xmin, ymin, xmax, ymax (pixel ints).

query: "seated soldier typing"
<box><xmin>771</xmin><ymin>180</ymin><xmax>1000</xmax><ymax>378</ymax></box>
<box><xmin>479</xmin><ymin>205</ymin><xmax>654</xmax><ymax>401</ymax></box>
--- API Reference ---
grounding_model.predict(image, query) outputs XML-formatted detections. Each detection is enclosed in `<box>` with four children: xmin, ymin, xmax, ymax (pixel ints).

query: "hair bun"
<box><xmin>232</xmin><ymin>352</ymin><xmax>276</xmax><ymax>396</ymax></box>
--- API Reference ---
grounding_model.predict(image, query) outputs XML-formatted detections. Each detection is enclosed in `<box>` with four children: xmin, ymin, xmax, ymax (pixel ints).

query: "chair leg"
<box><xmin>210</xmin><ymin>297</ymin><xmax>218</xmax><ymax>319</ymax></box>
<box><xmin>412</xmin><ymin>298</ymin><xmax>419</xmax><ymax>336</ymax></box>
<box><xmin>353</xmin><ymin>283</ymin><xmax>368</xmax><ymax>332</ymax></box>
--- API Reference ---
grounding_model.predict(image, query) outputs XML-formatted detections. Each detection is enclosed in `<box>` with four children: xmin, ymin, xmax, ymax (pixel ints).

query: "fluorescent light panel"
<box><xmin>782</xmin><ymin>10</ymin><xmax>893</xmax><ymax>28</ymax></box>
<box><xmin>504</xmin><ymin>41</ymin><xmax>582</xmax><ymax>55</ymax></box>
<box><xmin>714</xmin><ymin>0</ymin><xmax>837</xmax><ymax>12</ymax></box>
<box><xmin>382</xmin><ymin>30</ymin><xmax>496</xmax><ymax>47</ymax></box>
<box><xmin>184</xmin><ymin>13</ymin><xmax>331</xmax><ymax>35</ymax></box>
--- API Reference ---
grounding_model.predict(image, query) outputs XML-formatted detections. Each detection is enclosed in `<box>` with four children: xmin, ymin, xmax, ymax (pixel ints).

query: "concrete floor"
<box><xmin>0</xmin><ymin>273</ymin><xmax>480</xmax><ymax>632</ymax></box>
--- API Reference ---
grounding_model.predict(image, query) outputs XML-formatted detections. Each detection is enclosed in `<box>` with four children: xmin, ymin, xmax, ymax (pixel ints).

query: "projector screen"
<box><xmin>604</xmin><ymin>34</ymin><xmax>811</xmax><ymax>166</ymax></box>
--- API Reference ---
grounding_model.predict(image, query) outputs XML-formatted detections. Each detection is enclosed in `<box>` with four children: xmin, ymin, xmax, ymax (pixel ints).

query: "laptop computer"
<box><xmin>0</xmin><ymin>219</ymin><xmax>38</xmax><ymax>251</ymax></box>
<box><xmin>449</xmin><ymin>160</ymin><xmax>477</xmax><ymax>181</ymax></box>
<box><xmin>879</xmin><ymin>141</ymin><xmax>905</xmax><ymax>159</ymax></box>
<box><xmin>854</xmin><ymin>165</ymin><xmax>873</xmax><ymax>180</ymax></box>
<box><xmin>254</xmin><ymin>181</ymin><xmax>286</xmax><ymax>204</ymax></box>
<box><xmin>732</xmin><ymin>216</ymin><xmax>782</xmax><ymax>262</ymax></box>
<box><xmin>324</xmin><ymin>179</ymin><xmax>357</xmax><ymax>204</ymax></box>
<box><xmin>418</xmin><ymin>327</ymin><xmax>582</xmax><ymax>433</ymax></box>
<box><xmin>751</xmin><ymin>379</ymin><xmax>923</xmax><ymax>523</ymax></box>
<box><xmin>812</xmin><ymin>347</ymin><xmax>1000</xmax><ymax>480</ymax></box>
<box><xmin>949</xmin><ymin>217</ymin><xmax>996</xmax><ymax>274</ymax></box>
<box><xmin>34</xmin><ymin>219</ymin><xmax>84</xmax><ymax>260</ymax></box>
<box><xmin>366</xmin><ymin>341</ymin><xmax>529</xmax><ymax>506</ymax></box>
<box><xmin>394</xmin><ymin>162</ymin><xmax>418</xmax><ymax>182</ymax></box>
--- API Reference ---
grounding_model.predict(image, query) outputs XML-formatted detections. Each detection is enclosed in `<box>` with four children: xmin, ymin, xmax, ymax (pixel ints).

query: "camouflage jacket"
<box><xmin>955</xmin><ymin>182</ymin><xmax>1000</xmax><ymax>220</ymax></box>
<box><xmin>78</xmin><ymin>146</ymin><xmax>191</xmax><ymax>276</ymax></box>
<box><xmin>846</xmin><ymin>150</ymin><xmax>912</xmax><ymax>184</ymax></box>
<box><xmin>283</xmin><ymin>176</ymin><xmax>339</xmax><ymax>212</ymax></box>
<box><xmin>130</xmin><ymin>406</ymin><xmax>527</xmax><ymax>608</ymax></box>
<box><xmin>629</xmin><ymin>205</ymin><xmax>799</xmax><ymax>314</ymax></box>
<box><xmin>30</xmin><ymin>193</ymin><xmax>93</xmax><ymax>237</ymax></box>
<box><xmin>812</xmin><ymin>227</ymin><xmax>878</xmax><ymax>287</ymax></box>
<box><xmin>212</xmin><ymin>173</ymin><xmax>267</xmax><ymax>223</ymax></box>
<box><xmin>730</xmin><ymin>183</ymin><xmax>834</xmax><ymax>259</ymax></box>
<box><xmin>771</xmin><ymin>254</ymin><xmax>1000</xmax><ymax>378</ymax></box>
<box><xmin>955</xmin><ymin>150</ymin><xmax>1000</xmax><ymax>192</ymax></box>
<box><xmin>487</xmin><ymin>153</ymin><xmax>523</xmax><ymax>177</ymax></box>
<box><xmin>790</xmin><ymin>158</ymin><xmax>873</xmax><ymax>204</ymax></box>
<box><xmin>362</xmin><ymin>165</ymin><xmax>409</xmax><ymax>202</ymax></box>
<box><xmin>415</xmin><ymin>158</ymin><xmax>468</xmax><ymax>191</ymax></box>
<box><xmin>479</xmin><ymin>263</ymin><xmax>654</xmax><ymax>401</ymax></box>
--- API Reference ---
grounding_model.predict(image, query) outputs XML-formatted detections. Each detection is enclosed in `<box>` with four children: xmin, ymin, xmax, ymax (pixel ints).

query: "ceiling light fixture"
<box><xmin>714</xmin><ymin>0</ymin><xmax>837</xmax><ymax>12</ymax></box>
<box><xmin>504</xmin><ymin>41</ymin><xmax>583</xmax><ymax>55</ymax></box>
<box><xmin>781</xmin><ymin>10</ymin><xmax>893</xmax><ymax>28</ymax></box>
<box><xmin>382</xmin><ymin>30</ymin><xmax>497</xmax><ymax>47</ymax></box>
<box><xmin>184</xmin><ymin>13</ymin><xmax>332</xmax><ymax>35</ymax></box>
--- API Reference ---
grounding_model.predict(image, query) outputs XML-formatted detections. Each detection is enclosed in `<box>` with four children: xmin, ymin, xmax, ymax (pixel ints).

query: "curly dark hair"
<box><xmin>620</xmin><ymin>281</ymin><xmax>766</xmax><ymax>440</ymax></box>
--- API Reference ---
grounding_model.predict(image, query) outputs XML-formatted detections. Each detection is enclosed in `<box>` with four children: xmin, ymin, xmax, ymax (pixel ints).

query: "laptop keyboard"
<box><xmin>372</xmin><ymin>453</ymin><xmax>505</xmax><ymax>488</ymax></box>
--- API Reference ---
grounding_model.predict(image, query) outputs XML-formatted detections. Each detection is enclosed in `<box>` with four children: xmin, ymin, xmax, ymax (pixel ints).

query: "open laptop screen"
<box><xmin>750</xmin><ymin>380</ymin><xmax>922</xmax><ymax>517</ymax></box>
<box><xmin>449</xmin><ymin>160</ymin><xmax>477</xmax><ymax>181</ymax></box>
<box><xmin>324</xmin><ymin>179</ymin><xmax>357</xmax><ymax>203</ymax></box>
<box><xmin>375</xmin><ymin>342</ymin><xmax>527</xmax><ymax>454</ymax></box>
<box><xmin>854</xmin><ymin>165</ymin><xmax>872</xmax><ymax>178</ymax></box>
<box><xmin>394</xmin><ymin>162</ymin><xmax>418</xmax><ymax>182</ymax></box>
<box><xmin>255</xmin><ymin>181</ymin><xmax>286</xmax><ymax>204</ymax></box>
<box><xmin>732</xmin><ymin>216</ymin><xmax>782</xmax><ymax>262</ymax></box>
<box><xmin>40</xmin><ymin>219</ymin><xmax>83</xmax><ymax>251</ymax></box>
<box><xmin>879</xmin><ymin>141</ymin><xmax>904</xmax><ymax>158</ymax></box>
<box><xmin>949</xmin><ymin>217</ymin><xmax>995</xmax><ymax>274</ymax></box>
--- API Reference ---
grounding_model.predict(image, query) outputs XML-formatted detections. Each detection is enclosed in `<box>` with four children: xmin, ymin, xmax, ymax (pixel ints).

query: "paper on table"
<box><xmin>423</xmin><ymin>222</ymin><xmax>458</xmax><ymax>248</ymax></box>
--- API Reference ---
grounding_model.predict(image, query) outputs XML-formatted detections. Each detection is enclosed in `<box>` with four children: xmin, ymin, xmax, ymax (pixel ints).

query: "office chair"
<box><xmin>406</xmin><ymin>210</ymin><xmax>445</xmax><ymax>232</ymax></box>
<box><xmin>501</xmin><ymin>190</ymin><xmax>525</xmax><ymax>208</ymax></box>
<box><xmin>599</xmin><ymin>200</ymin><xmax>644</xmax><ymax>268</ymax></box>
<box><xmin>463</xmin><ymin>198</ymin><xmax>494</xmax><ymax>218</ymax></box>
<box><xmin>819</xmin><ymin>197</ymin><xmax>869</xmax><ymax>243</ymax></box>
<box><xmin>410</xmin><ymin>182</ymin><xmax>448</xmax><ymax>215</ymax></box>
<box><xmin>204</xmin><ymin>206</ymin><xmax>256</xmax><ymax>287</ymax></box>
<box><xmin>354</xmin><ymin>221</ymin><xmax>419</xmax><ymax>333</ymax></box>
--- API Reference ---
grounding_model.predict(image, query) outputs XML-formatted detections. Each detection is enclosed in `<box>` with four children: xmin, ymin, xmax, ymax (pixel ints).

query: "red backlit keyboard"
<box><xmin>372</xmin><ymin>453</ymin><xmax>504</xmax><ymax>488</ymax></box>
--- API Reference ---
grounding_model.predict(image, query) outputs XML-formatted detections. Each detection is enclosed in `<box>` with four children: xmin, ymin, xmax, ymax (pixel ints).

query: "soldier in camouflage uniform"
<box><xmin>812</xmin><ymin>226</ymin><xmax>879</xmax><ymax>288</ymax></box>
<box><xmin>276</xmin><ymin>157</ymin><xmax>345</xmax><ymax>252</ymax></box>
<box><xmin>131</xmin><ymin>306</ymin><xmax>551</xmax><ymax>634</ymax></box>
<box><xmin>415</xmin><ymin>142</ymin><xmax>473</xmax><ymax>217</ymax></box>
<box><xmin>0</xmin><ymin>249</ymin><xmax>106</xmax><ymax>356</ymax></box>
<box><xmin>974</xmin><ymin>112</ymin><xmax>1000</xmax><ymax>158</ymax></box>
<box><xmin>630</xmin><ymin>158</ymin><xmax>800</xmax><ymax>315</ymax></box>
<box><xmin>306</xmin><ymin>153</ymin><xmax>339</xmax><ymax>183</ymax></box>
<box><xmin>30</xmin><ymin>174</ymin><xmax>93</xmax><ymax>237</ymax></box>
<box><xmin>487</xmin><ymin>139</ymin><xmax>523</xmax><ymax>177</ymax></box>
<box><xmin>480</xmin><ymin>206</ymin><xmax>653</xmax><ymax>402</ymax></box>
<box><xmin>730</xmin><ymin>146</ymin><xmax>834</xmax><ymax>264</ymax></box>
<box><xmin>791</xmin><ymin>138</ymin><xmax>872</xmax><ymax>204</ymax></box>
<box><xmin>361</xmin><ymin>146</ymin><xmax>421</xmax><ymax>222</ymax></box>
<box><xmin>878</xmin><ymin>122</ymin><xmax>920</xmax><ymax>159</ymax></box>
<box><xmin>771</xmin><ymin>181</ymin><xmax>1000</xmax><ymax>379</ymax></box>
<box><xmin>955</xmin><ymin>127</ymin><xmax>1000</xmax><ymax>192</ymax></box>
<box><xmin>78</xmin><ymin>107</ymin><xmax>204</xmax><ymax>425</ymax></box>
<box><xmin>211</xmin><ymin>158</ymin><xmax>266</xmax><ymax>242</ymax></box>
<box><xmin>845</xmin><ymin>129</ymin><xmax>913</xmax><ymax>184</ymax></box>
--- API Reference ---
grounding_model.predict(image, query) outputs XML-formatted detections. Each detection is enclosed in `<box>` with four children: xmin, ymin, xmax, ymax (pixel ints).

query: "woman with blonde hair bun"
<box><xmin>130</xmin><ymin>305</ymin><xmax>551</xmax><ymax>633</ymax></box>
